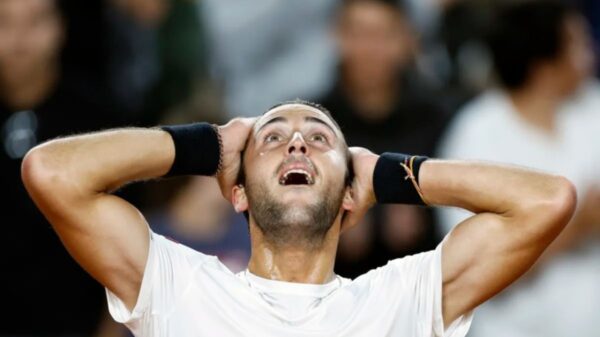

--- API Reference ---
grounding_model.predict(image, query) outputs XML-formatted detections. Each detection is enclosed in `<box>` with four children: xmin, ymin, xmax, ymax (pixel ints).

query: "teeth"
<box><xmin>280</xmin><ymin>169</ymin><xmax>314</xmax><ymax>185</ymax></box>
<box><xmin>284</xmin><ymin>169</ymin><xmax>310</xmax><ymax>178</ymax></box>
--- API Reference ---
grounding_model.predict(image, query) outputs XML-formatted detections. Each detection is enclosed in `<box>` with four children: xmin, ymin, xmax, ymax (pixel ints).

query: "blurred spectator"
<box><xmin>435</xmin><ymin>1</ymin><xmax>493</xmax><ymax>102</ymax></box>
<box><xmin>201</xmin><ymin>0</ymin><xmax>340</xmax><ymax>118</ymax></box>
<box><xmin>0</xmin><ymin>0</ymin><xmax>121</xmax><ymax>335</ymax></box>
<box><xmin>105</xmin><ymin>0</ymin><xmax>165</xmax><ymax>121</ymax></box>
<box><xmin>145</xmin><ymin>176</ymin><xmax>251</xmax><ymax>272</ymax></box>
<box><xmin>106</xmin><ymin>0</ymin><xmax>212</xmax><ymax>125</ymax></box>
<box><xmin>576</xmin><ymin>0</ymin><xmax>600</xmax><ymax>76</ymax></box>
<box><xmin>386</xmin><ymin>1</ymin><xmax>497</xmax><ymax>114</ymax></box>
<box><xmin>403</xmin><ymin>0</ymin><xmax>460</xmax><ymax>38</ymax></box>
<box><xmin>149</xmin><ymin>0</ymin><xmax>224</xmax><ymax>124</ymax></box>
<box><xmin>316</xmin><ymin>0</ymin><xmax>446</xmax><ymax>278</ymax></box>
<box><xmin>106</xmin><ymin>176</ymin><xmax>251</xmax><ymax>336</ymax></box>
<box><xmin>437</xmin><ymin>2</ymin><xmax>600</xmax><ymax>336</ymax></box>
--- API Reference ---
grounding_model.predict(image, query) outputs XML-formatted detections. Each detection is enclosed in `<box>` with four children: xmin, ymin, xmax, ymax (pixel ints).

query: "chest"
<box><xmin>137</xmin><ymin>278</ymin><xmax>419</xmax><ymax>337</ymax></box>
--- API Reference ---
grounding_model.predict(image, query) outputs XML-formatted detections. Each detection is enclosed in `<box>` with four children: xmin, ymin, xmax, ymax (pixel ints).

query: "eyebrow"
<box><xmin>256</xmin><ymin>116</ymin><xmax>337</xmax><ymax>136</ymax></box>
<box><xmin>305</xmin><ymin>116</ymin><xmax>337</xmax><ymax>136</ymax></box>
<box><xmin>256</xmin><ymin>116</ymin><xmax>287</xmax><ymax>133</ymax></box>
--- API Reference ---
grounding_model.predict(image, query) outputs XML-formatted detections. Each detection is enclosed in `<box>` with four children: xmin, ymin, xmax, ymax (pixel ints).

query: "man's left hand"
<box><xmin>341</xmin><ymin>147</ymin><xmax>379</xmax><ymax>232</ymax></box>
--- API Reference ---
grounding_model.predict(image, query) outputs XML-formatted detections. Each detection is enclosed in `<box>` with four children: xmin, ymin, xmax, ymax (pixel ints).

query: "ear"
<box><xmin>232</xmin><ymin>184</ymin><xmax>249</xmax><ymax>213</ymax></box>
<box><xmin>341</xmin><ymin>185</ymin><xmax>355</xmax><ymax>212</ymax></box>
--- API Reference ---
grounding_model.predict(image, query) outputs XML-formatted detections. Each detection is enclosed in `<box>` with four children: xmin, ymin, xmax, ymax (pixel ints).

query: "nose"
<box><xmin>287</xmin><ymin>132</ymin><xmax>308</xmax><ymax>155</ymax></box>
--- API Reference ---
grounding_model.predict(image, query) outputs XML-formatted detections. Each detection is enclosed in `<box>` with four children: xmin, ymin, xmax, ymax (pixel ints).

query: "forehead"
<box><xmin>254</xmin><ymin>104</ymin><xmax>339</xmax><ymax>133</ymax></box>
<box><xmin>0</xmin><ymin>0</ymin><xmax>55</xmax><ymax>14</ymax></box>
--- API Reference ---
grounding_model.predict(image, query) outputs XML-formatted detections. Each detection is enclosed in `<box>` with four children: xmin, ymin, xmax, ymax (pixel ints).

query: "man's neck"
<box><xmin>342</xmin><ymin>73</ymin><xmax>398</xmax><ymax>122</ymax></box>
<box><xmin>247</xmin><ymin>223</ymin><xmax>340</xmax><ymax>284</ymax></box>
<box><xmin>0</xmin><ymin>66</ymin><xmax>59</xmax><ymax>111</ymax></box>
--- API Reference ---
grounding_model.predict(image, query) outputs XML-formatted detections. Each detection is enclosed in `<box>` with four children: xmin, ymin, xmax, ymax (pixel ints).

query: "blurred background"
<box><xmin>1</xmin><ymin>0</ymin><xmax>599</xmax><ymax>336</ymax></box>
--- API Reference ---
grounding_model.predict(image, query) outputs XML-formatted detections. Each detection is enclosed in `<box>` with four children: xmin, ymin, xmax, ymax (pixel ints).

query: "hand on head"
<box><xmin>215</xmin><ymin>117</ymin><xmax>379</xmax><ymax>234</ymax></box>
<box><xmin>340</xmin><ymin>147</ymin><xmax>378</xmax><ymax>233</ymax></box>
<box><xmin>216</xmin><ymin>117</ymin><xmax>257</xmax><ymax>201</ymax></box>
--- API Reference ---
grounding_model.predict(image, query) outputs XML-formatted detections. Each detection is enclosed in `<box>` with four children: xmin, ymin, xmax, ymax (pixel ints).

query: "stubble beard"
<box><xmin>246</xmin><ymin>181</ymin><xmax>345</xmax><ymax>250</ymax></box>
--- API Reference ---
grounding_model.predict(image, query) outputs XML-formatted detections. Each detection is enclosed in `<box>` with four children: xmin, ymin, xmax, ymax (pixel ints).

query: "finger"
<box><xmin>217</xmin><ymin>175</ymin><xmax>232</xmax><ymax>200</ymax></box>
<box><xmin>243</xmin><ymin>116</ymin><xmax>259</xmax><ymax>125</ymax></box>
<box><xmin>235</xmin><ymin>117</ymin><xmax>259</xmax><ymax>131</ymax></box>
<box><xmin>217</xmin><ymin>163</ymin><xmax>239</xmax><ymax>201</ymax></box>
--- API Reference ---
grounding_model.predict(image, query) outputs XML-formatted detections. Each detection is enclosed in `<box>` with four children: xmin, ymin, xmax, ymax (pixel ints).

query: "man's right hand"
<box><xmin>217</xmin><ymin>117</ymin><xmax>257</xmax><ymax>200</ymax></box>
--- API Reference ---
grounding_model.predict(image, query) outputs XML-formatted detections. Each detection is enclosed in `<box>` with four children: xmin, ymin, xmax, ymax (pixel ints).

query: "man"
<box><xmin>437</xmin><ymin>2</ymin><xmax>600</xmax><ymax>336</ymax></box>
<box><xmin>22</xmin><ymin>101</ymin><xmax>575</xmax><ymax>336</ymax></box>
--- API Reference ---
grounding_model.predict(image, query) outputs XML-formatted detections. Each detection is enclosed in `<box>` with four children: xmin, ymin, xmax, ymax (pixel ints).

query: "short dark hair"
<box><xmin>265</xmin><ymin>99</ymin><xmax>344</xmax><ymax>136</ymax></box>
<box><xmin>487</xmin><ymin>1</ymin><xmax>576</xmax><ymax>90</ymax></box>
<box><xmin>236</xmin><ymin>99</ymin><xmax>354</xmax><ymax>222</ymax></box>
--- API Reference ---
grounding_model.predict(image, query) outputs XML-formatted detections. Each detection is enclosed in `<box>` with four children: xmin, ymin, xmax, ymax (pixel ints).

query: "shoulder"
<box><xmin>383</xmin><ymin>247</ymin><xmax>441</xmax><ymax>280</ymax></box>
<box><xmin>149</xmin><ymin>231</ymin><xmax>224</xmax><ymax>271</ymax></box>
<box><xmin>105</xmin><ymin>231</ymin><xmax>229</xmax><ymax>324</ymax></box>
<box><xmin>341</xmin><ymin>246</ymin><xmax>457</xmax><ymax>334</ymax></box>
<box><xmin>353</xmin><ymin>247</ymin><xmax>441</xmax><ymax>289</ymax></box>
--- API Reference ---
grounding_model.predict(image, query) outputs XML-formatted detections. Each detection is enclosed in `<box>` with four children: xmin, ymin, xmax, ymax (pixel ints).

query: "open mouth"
<box><xmin>279</xmin><ymin>169</ymin><xmax>315</xmax><ymax>186</ymax></box>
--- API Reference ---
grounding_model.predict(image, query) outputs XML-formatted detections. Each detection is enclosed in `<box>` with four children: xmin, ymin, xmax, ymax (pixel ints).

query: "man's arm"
<box><xmin>418</xmin><ymin>160</ymin><xmax>577</xmax><ymax>327</ymax></box>
<box><xmin>344</xmin><ymin>149</ymin><xmax>576</xmax><ymax>328</ymax></box>
<box><xmin>21</xmin><ymin>128</ymin><xmax>175</xmax><ymax>310</ymax></box>
<box><xmin>20</xmin><ymin>119</ymin><xmax>254</xmax><ymax>311</ymax></box>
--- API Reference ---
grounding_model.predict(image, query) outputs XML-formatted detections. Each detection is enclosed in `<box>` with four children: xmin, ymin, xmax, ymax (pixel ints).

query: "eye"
<box><xmin>310</xmin><ymin>133</ymin><xmax>328</xmax><ymax>143</ymax></box>
<box><xmin>265</xmin><ymin>133</ymin><xmax>282</xmax><ymax>143</ymax></box>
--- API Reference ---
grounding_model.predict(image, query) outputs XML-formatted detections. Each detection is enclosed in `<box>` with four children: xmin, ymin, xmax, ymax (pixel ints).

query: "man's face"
<box><xmin>234</xmin><ymin>104</ymin><xmax>352</xmax><ymax>248</ymax></box>
<box><xmin>336</xmin><ymin>1</ymin><xmax>414</xmax><ymax>86</ymax></box>
<box><xmin>552</xmin><ymin>14</ymin><xmax>595</xmax><ymax>96</ymax></box>
<box><xmin>0</xmin><ymin>0</ymin><xmax>63</xmax><ymax>84</ymax></box>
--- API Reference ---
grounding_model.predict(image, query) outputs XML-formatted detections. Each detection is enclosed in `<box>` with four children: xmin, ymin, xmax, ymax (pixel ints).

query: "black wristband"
<box><xmin>160</xmin><ymin>122</ymin><xmax>221</xmax><ymax>177</ymax></box>
<box><xmin>373</xmin><ymin>152</ymin><xmax>429</xmax><ymax>205</ymax></box>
